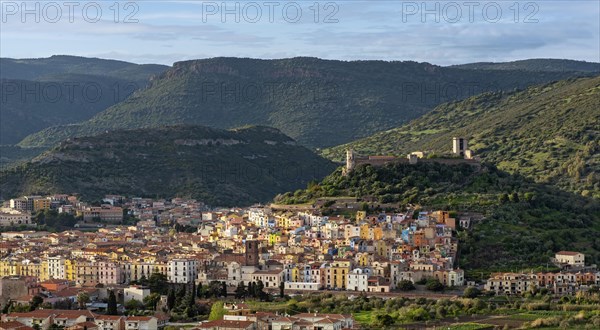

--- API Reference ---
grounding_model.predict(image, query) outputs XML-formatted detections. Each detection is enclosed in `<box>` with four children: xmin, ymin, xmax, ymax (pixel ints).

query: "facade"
<box><xmin>250</xmin><ymin>270</ymin><xmax>284</xmax><ymax>289</ymax></box>
<box><xmin>485</xmin><ymin>271</ymin><xmax>600</xmax><ymax>296</ymax></box>
<box><xmin>47</xmin><ymin>257</ymin><xmax>66</xmax><ymax>280</ymax></box>
<box><xmin>284</xmin><ymin>282</ymin><xmax>320</xmax><ymax>291</ymax></box>
<box><xmin>124</xmin><ymin>286</ymin><xmax>151</xmax><ymax>303</ymax></box>
<box><xmin>0</xmin><ymin>208</ymin><xmax>33</xmax><ymax>227</ymax></box>
<box><xmin>555</xmin><ymin>251</ymin><xmax>585</xmax><ymax>267</ymax></box>
<box><xmin>81</xmin><ymin>205</ymin><xmax>123</xmax><ymax>223</ymax></box>
<box><xmin>346</xmin><ymin>268</ymin><xmax>369</xmax><ymax>292</ymax></box>
<box><xmin>168</xmin><ymin>259</ymin><xmax>198</xmax><ymax>283</ymax></box>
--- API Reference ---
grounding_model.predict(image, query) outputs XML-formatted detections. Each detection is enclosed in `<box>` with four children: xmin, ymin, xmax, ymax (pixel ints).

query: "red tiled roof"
<box><xmin>125</xmin><ymin>316</ymin><xmax>154</xmax><ymax>321</ymax></box>
<box><xmin>556</xmin><ymin>251</ymin><xmax>582</xmax><ymax>256</ymax></box>
<box><xmin>0</xmin><ymin>321</ymin><xmax>34</xmax><ymax>330</ymax></box>
<box><xmin>197</xmin><ymin>320</ymin><xmax>254</xmax><ymax>329</ymax></box>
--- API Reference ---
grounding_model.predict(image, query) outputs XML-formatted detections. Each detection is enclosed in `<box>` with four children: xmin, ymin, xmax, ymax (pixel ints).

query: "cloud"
<box><xmin>0</xmin><ymin>0</ymin><xmax>597</xmax><ymax>65</ymax></box>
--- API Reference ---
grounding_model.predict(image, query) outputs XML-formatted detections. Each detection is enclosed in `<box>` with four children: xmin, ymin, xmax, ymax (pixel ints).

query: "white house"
<box><xmin>347</xmin><ymin>268</ymin><xmax>370</xmax><ymax>292</ymax></box>
<box><xmin>124</xmin><ymin>286</ymin><xmax>151</xmax><ymax>303</ymax></box>
<box><xmin>168</xmin><ymin>259</ymin><xmax>198</xmax><ymax>283</ymax></box>
<box><xmin>555</xmin><ymin>251</ymin><xmax>585</xmax><ymax>267</ymax></box>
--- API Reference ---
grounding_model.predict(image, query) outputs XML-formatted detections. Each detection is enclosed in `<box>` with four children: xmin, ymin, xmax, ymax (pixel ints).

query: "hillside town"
<box><xmin>0</xmin><ymin>192</ymin><xmax>599</xmax><ymax>329</ymax></box>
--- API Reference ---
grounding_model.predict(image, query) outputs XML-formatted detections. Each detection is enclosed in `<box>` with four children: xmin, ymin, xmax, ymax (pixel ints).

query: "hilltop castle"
<box><xmin>344</xmin><ymin>137</ymin><xmax>478</xmax><ymax>175</ymax></box>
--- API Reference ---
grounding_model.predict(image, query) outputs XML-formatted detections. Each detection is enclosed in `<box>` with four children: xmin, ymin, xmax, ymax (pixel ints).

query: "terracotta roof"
<box><xmin>125</xmin><ymin>316</ymin><xmax>154</xmax><ymax>321</ymax></box>
<box><xmin>556</xmin><ymin>251</ymin><xmax>582</xmax><ymax>256</ymax></box>
<box><xmin>197</xmin><ymin>320</ymin><xmax>254</xmax><ymax>329</ymax></box>
<box><xmin>0</xmin><ymin>321</ymin><xmax>34</xmax><ymax>330</ymax></box>
<box><xmin>94</xmin><ymin>315</ymin><xmax>123</xmax><ymax>320</ymax></box>
<box><xmin>8</xmin><ymin>310</ymin><xmax>96</xmax><ymax>320</ymax></box>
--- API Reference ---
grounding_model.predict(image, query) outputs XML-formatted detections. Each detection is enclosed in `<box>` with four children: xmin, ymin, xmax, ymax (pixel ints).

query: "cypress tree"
<box><xmin>107</xmin><ymin>290</ymin><xmax>118</xmax><ymax>315</ymax></box>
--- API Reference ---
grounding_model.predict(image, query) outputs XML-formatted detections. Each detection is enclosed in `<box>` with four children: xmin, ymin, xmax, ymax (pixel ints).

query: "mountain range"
<box><xmin>0</xmin><ymin>56</ymin><xmax>168</xmax><ymax>145</ymax></box>
<box><xmin>0</xmin><ymin>125</ymin><xmax>336</xmax><ymax>206</ymax></box>
<box><xmin>15</xmin><ymin>57</ymin><xmax>594</xmax><ymax>150</ymax></box>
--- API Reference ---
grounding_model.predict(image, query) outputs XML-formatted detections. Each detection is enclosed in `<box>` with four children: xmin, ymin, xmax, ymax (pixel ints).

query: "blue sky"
<box><xmin>1</xmin><ymin>0</ymin><xmax>598</xmax><ymax>65</ymax></box>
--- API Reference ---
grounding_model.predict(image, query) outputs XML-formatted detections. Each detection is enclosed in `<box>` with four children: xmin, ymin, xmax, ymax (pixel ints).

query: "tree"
<box><xmin>2</xmin><ymin>301</ymin><xmax>11</xmax><ymax>314</ymax></box>
<box><xmin>107</xmin><ymin>291</ymin><xmax>118</xmax><ymax>315</ymax></box>
<box><xmin>463</xmin><ymin>287</ymin><xmax>481</xmax><ymax>298</ymax></box>
<box><xmin>176</xmin><ymin>285</ymin><xmax>187</xmax><ymax>300</ymax></box>
<box><xmin>208</xmin><ymin>301</ymin><xmax>226</xmax><ymax>321</ymax></box>
<box><xmin>143</xmin><ymin>293</ymin><xmax>161</xmax><ymax>310</ymax></box>
<box><xmin>279</xmin><ymin>281</ymin><xmax>285</xmax><ymax>298</ymax></box>
<box><xmin>185</xmin><ymin>291</ymin><xmax>197</xmax><ymax>318</ymax></box>
<box><xmin>235</xmin><ymin>282</ymin><xmax>247</xmax><ymax>299</ymax></box>
<box><xmin>196</xmin><ymin>282</ymin><xmax>204</xmax><ymax>298</ymax></box>
<box><xmin>220</xmin><ymin>282</ymin><xmax>227</xmax><ymax>297</ymax></box>
<box><xmin>76</xmin><ymin>292</ymin><xmax>90</xmax><ymax>310</ymax></box>
<box><xmin>248</xmin><ymin>282</ymin><xmax>255</xmax><ymax>298</ymax></box>
<box><xmin>426</xmin><ymin>279</ymin><xmax>444</xmax><ymax>292</ymax></box>
<box><xmin>498</xmin><ymin>193</ymin><xmax>509</xmax><ymax>204</ymax></box>
<box><xmin>166</xmin><ymin>289</ymin><xmax>176</xmax><ymax>310</ymax></box>
<box><xmin>208</xmin><ymin>281</ymin><xmax>222</xmax><ymax>298</ymax></box>
<box><xmin>30</xmin><ymin>295</ymin><xmax>44</xmax><ymax>311</ymax></box>
<box><xmin>124</xmin><ymin>299</ymin><xmax>143</xmax><ymax>311</ymax></box>
<box><xmin>375</xmin><ymin>314</ymin><xmax>394</xmax><ymax>327</ymax></box>
<box><xmin>148</xmin><ymin>273</ymin><xmax>168</xmax><ymax>294</ymax></box>
<box><xmin>510</xmin><ymin>192</ymin><xmax>520</xmax><ymax>203</ymax></box>
<box><xmin>397</xmin><ymin>280</ymin><xmax>416</xmax><ymax>291</ymax></box>
<box><xmin>255</xmin><ymin>281</ymin><xmax>265</xmax><ymax>300</ymax></box>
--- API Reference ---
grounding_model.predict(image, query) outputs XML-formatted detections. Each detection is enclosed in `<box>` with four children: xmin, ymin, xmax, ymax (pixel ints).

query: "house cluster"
<box><xmin>198</xmin><ymin>207</ymin><xmax>465</xmax><ymax>292</ymax></box>
<box><xmin>197</xmin><ymin>306</ymin><xmax>356</xmax><ymax>330</ymax></box>
<box><xmin>0</xmin><ymin>309</ymin><xmax>167</xmax><ymax>330</ymax></box>
<box><xmin>4</xmin><ymin>195</ymin><xmax>125</xmax><ymax>226</ymax></box>
<box><xmin>485</xmin><ymin>252</ymin><xmax>599</xmax><ymax>296</ymax></box>
<box><xmin>0</xmin><ymin>196</ymin><xmax>465</xmax><ymax>300</ymax></box>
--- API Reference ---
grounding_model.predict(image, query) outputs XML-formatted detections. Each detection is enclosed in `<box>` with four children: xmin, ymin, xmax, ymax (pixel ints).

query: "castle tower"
<box><xmin>244</xmin><ymin>240</ymin><xmax>259</xmax><ymax>267</ymax></box>
<box><xmin>452</xmin><ymin>137</ymin><xmax>468</xmax><ymax>157</ymax></box>
<box><xmin>345</xmin><ymin>149</ymin><xmax>356</xmax><ymax>174</ymax></box>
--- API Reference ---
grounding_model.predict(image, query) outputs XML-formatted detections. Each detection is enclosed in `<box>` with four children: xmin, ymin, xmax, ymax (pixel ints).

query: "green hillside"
<box><xmin>1</xmin><ymin>75</ymin><xmax>140</xmax><ymax>145</ymax></box>
<box><xmin>0</xmin><ymin>55</ymin><xmax>167</xmax><ymax>82</ymax></box>
<box><xmin>0</xmin><ymin>56</ymin><xmax>168</xmax><ymax>146</ymax></box>
<box><xmin>17</xmin><ymin>57</ymin><xmax>592</xmax><ymax>149</ymax></box>
<box><xmin>0</xmin><ymin>125</ymin><xmax>336</xmax><ymax>207</ymax></box>
<box><xmin>323</xmin><ymin>76</ymin><xmax>600</xmax><ymax>198</ymax></box>
<box><xmin>275</xmin><ymin>162</ymin><xmax>600</xmax><ymax>275</ymax></box>
<box><xmin>451</xmin><ymin>59</ymin><xmax>600</xmax><ymax>72</ymax></box>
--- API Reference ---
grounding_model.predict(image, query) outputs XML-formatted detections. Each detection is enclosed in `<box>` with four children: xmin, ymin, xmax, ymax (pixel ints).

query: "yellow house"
<box><xmin>0</xmin><ymin>260</ymin><xmax>20</xmax><ymax>277</ymax></box>
<box><xmin>329</xmin><ymin>260</ymin><xmax>352</xmax><ymax>289</ymax></box>
<box><xmin>356</xmin><ymin>211</ymin><xmax>366</xmax><ymax>221</ymax></box>
<box><xmin>33</xmin><ymin>198</ymin><xmax>51</xmax><ymax>211</ymax></box>
<box><xmin>374</xmin><ymin>240</ymin><xmax>390</xmax><ymax>258</ymax></box>
<box><xmin>65</xmin><ymin>259</ymin><xmax>77</xmax><ymax>281</ymax></box>
<box><xmin>16</xmin><ymin>260</ymin><xmax>48</xmax><ymax>281</ymax></box>
<box><xmin>372</xmin><ymin>227</ymin><xmax>383</xmax><ymax>240</ymax></box>
<box><xmin>359</xmin><ymin>224</ymin><xmax>370</xmax><ymax>239</ymax></box>
<box><xmin>355</xmin><ymin>252</ymin><xmax>370</xmax><ymax>267</ymax></box>
<box><xmin>291</xmin><ymin>266</ymin><xmax>301</xmax><ymax>282</ymax></box>
<box><xmin>276</xmin><ymin>215</ymin><xmax>291</xmax><ymax>229</ymax></box>
<box><xmin>39</xmin><ymin>260</ymin><xmax>49</xmax><ymax>281</ymax></box>
<box><xmin>268</xmin><ymin>233</ymin><xmax>282</xmax><ymax>246</ymax></box>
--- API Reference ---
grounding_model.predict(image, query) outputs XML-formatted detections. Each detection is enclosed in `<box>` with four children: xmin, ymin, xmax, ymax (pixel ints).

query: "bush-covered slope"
<box><xmin>451</xmin><ymin>59</ymin><xmax>600</xmax><ymax>72</ymax></box>
<box><xmin>275</xmin><ymin>162</ymin><xmax>600</xmax><ymax>275</ymax></box>
<box><xmin>0</xmin><ymin>56</ymin><xmax>168</xmax><ymax>145</ymax></box>
<box><xmin>1</xmin><ymin>75</ymin><xmax>137</xmax><ymax>145</ymax></box>
<box><xmin>0</xmin><ymin>125</ymin><xmax>336</xmax><ymax>207</ymax></box>
<box><xmin>18</xmin><ymin>57</ymin><xmax>592</xmax><ymax>149</ymax></box>
<box><xmin>0</xmin><ymin>55</ymin><xmax>167</xmax><ymax>82</ymax></box>
<box><xmin>323</xmin><ymin>76</ymin><xmax>600</xmax><ymax>198</ymax></box>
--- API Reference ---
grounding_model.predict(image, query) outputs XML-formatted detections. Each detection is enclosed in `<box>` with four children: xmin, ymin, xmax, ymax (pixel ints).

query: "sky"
<box><xmin>1</xmin><ymin>0</ymin><xmax>599</xmax><ymax>65</ymax></box>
